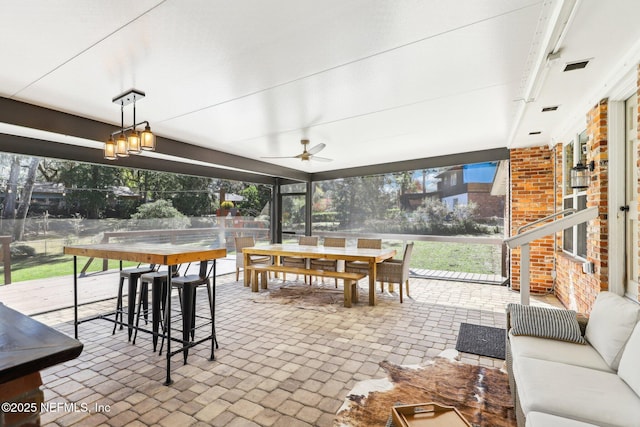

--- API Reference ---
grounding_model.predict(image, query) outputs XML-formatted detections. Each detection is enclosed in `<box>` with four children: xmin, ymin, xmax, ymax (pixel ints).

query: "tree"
<box><xmin>170</xmin><ymin>175</ymin><xmax>213</xmax><ymax>217</ymax></box>
<box><xmin>1</xmin><ymin>156</ymin><xmax>21</xmax><ymax>225</ymax></box>
<box><xmin>238</xmin><ymin>185</ymin><xmax>271</xmax><ymax>217</ymax></box>
<box><xmin>13</xmin><ymin>157</ymin><xmax>40</xmax><ymax>240</ymax></box>
<box><xmin>57</xmin><ymin>163</ymin><xmax>123</xmax><ymax>219</ymax></box>
<box><xmin>331</xmin><ymin>175</ymin><xmax>393</xmax><ymax>230</ymax></box>
<box><xmin>0</xmin><ymin>155</ymin><xmax>41</xmax><ymax>239</ymax></box>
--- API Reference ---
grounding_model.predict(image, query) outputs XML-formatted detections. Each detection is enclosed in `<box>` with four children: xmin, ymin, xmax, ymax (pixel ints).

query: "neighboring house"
<box><xmin>401</xmin><ymin>162</ymin><xmax>504</xmax><ymax>219</ymax></box>
<box><xmin>437</xmin><ymin>162</ymin><xmax>504</xmax><ymax>219</ymax></box>
<box><xmin>29</xmin><ymin>183</ymin><xmax>66</xmax><ymax>213</ymax></box>
<box><xmin>1</xmin><ymin>184</ymin><xmax>143</xmax><ymax>216</ymax></box>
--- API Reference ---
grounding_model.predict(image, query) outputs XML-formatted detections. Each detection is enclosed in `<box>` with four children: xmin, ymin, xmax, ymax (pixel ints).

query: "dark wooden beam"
<box><xmin>0</xmin><ymin>97</ymin><xmax>308</xmax><ymax>182</ymax></box>
<box><xmin>0</xmin><ymin>133</ymin><xmax>277</xmax><ymax>185</ymax></box>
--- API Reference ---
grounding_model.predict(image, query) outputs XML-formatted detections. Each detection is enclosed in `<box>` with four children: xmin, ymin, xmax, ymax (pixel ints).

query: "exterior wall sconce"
<box><xmin>570</xmin><ymin>160</ymin><xmax>595</xmax><ymax>189</ymax></box>
<box><xmin>104</xmin><ymin>89</ymin><xmax>155</xmax><ymax>160</ymax></box>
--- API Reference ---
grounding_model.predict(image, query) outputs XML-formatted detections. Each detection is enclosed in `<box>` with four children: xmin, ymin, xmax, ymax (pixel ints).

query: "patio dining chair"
<box><xmin>310</xmin><ymin>237</ymin><xmax>346</xmax><ymax>287</ymax></box>
<box><xmin>376</xmin><ymin>242</ymin><xmax>414</xmax><ymax>303</ymax></box>
<box><xmin>345</xmin><ymin>238</ymin><xmax>382</xmax><ymax>276</ymax></box>
<box><xmin>234</xmin><ymin>236</ymin><xmax>271</xmax><ymax>282</ymax></box>
<box><xmin>282</xmin><ymin>235</ymin><xmax>318</xmax><ymax>284</ymax></box>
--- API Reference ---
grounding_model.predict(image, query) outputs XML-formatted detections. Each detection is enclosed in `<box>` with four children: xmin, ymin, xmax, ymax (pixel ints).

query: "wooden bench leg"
<box><xmin>388</xmin><ymin>282</ymin><xmax>395</xmax><ymax>293</ymax></box>
<box><xmin>344</xmin><ymin>280</ymin><xmax>359</xmax><ymax>308</ymax></box>
<box><xmin>261</xmin><ymin>271</ymin><xmax>268</xmax><ymax>289</ymax></box>
<box><xmin>352</xmin><ymin>282</ymin><xmax>359</xmax><ymax>304</ymax></box>
<box><xmin>344</xmin><ymin>280</ymin><xmax>352</xmax><ymax>308</ymax></box>
<box><xmin>251</xmin><ymin>269</ymin><xmax>259</xmax><ymax>292</ymax></box>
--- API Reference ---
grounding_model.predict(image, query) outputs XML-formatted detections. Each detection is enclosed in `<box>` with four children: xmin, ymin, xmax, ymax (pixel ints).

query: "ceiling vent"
<box><xmin>564</xmin><ymin>60</ymin><xmax>589</xmax><ymax>72</ymax></box>
<box><xmin>529</xmin><ymin>131</ymin><xmax>542</xmax><ymax>135</ymax></box>
<box><xmin>542</xmin><ymin>106</ymin><xmax>559</xmax><ymax>112</ymax></box>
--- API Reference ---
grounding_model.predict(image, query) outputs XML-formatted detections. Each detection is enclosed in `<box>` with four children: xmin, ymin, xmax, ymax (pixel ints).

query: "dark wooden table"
<box><xmin>0</xmin><ymin>303</ymin><xmax>83</xmax><ymax>384</ymax></box>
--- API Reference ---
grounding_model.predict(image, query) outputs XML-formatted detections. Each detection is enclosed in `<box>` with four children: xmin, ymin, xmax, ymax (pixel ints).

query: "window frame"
<box><xmin>562</xmin><ymin>131</ymin><xmax>588</xmax><ymax>259</ymax></box>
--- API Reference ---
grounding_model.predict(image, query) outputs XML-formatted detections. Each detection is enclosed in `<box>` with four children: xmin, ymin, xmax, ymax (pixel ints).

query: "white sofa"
<box><xmin>506</xmin><ymin>292</ymin><xmax>640</xmax><ymax>427</ymax></box>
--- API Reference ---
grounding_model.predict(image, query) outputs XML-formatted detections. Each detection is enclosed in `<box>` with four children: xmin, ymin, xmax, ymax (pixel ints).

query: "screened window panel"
<box><xmin>563</xmin><ymin>198</ymin><xmax>573</xmax><ymax>252</ymax></box>
<box><xmin>564</xmin><ymin>143</ymin><xmax>574</xmax><ymax>194</ymax></box>
<box><xmin>577</xmin><ymin>195</ymin><xmax>587</xmax><ymax>258</ymax></box>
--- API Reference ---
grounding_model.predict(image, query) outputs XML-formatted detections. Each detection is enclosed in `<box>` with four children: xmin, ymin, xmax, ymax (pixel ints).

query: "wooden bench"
<box><xmin>245</xmin><ymin>264</ymin><xmax>366</xmax><ymax>307</ymax></box>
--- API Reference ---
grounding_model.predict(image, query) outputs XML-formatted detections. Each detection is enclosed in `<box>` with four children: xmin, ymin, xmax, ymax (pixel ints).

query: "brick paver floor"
<box><xmin>30</xmin><ymin>274</ymin><xmax>560</xmax><ymax>426</ymax></box>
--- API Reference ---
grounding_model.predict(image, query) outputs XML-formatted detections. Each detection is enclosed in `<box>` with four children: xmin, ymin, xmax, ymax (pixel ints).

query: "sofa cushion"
<box><xmin>526</xmin><ymin>412</ymin><xmax>600</xmax><ymax>427</ymax></box>
<box><xmin>508</xmin><ymin>303</ymin><xmax>586</xmax><ymax>344</ymax></box>
<box><xmin>585</xmin><ymin>292</ymin><xmax>640</xmax><ymax>370</ymax></box>
<box><xmin>618</xmin><ymin>322</ymin><xmax>640</xmax><ymax>396</ymax></box>
<box><xmin>513</xmin><ymin>356</ymin><xmax>640</xmax><ymax>427</ymax></box>
<box><xmin>509</xmin><ymin>332</ymin><xmax>612</xmax><ymax>372</ymax></box>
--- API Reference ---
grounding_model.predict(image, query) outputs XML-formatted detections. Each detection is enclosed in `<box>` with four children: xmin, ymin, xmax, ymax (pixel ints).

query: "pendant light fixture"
<box><xmin>104</xmin><ymin>89</ymin><xmax>155</xmax><ymax>159</ymax></box>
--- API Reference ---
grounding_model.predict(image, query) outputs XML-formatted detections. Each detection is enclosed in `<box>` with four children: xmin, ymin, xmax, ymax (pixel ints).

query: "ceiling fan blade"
<box><xmin>310</xmin><ymin>155</ymin><xmax>332</xmax><ymax>162</ymax></box>
<box><xmin>260</xmin><ymin>155</ymin><xmax>296</xmax><ymax>159</ymax></box>
<box><xmin>306</xmin><ymin>143</ymin><xmax>326</xmax><ymax>155</ymax></box>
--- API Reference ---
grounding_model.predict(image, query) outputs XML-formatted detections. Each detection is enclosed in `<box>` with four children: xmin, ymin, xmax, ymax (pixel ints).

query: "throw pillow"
<box><xmin>508</xmin><ymin>303</ymin><xmax>586</xmax><ymax>344</ymax></box>
<box><xmin>618</xmin><ymin>323</ymin><xmax>640</xmax><ymax>396</ymax></box>
<box><xmin>585</xmin><ymin>292</ymin><xmax>640</xmax><ymax>371</ymax></box>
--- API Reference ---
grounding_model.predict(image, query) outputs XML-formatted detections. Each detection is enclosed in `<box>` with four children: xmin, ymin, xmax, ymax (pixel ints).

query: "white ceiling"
<box><xmin>1</xmin><ymin>0</ymin><xmax>640</xmax><ymax>175</ymax></box>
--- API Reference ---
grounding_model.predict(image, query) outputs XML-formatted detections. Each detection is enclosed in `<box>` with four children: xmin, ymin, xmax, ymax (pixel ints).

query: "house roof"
<box><xmin>0</xmin><ymin>1</ymin><xmax>639</xmax><ymax>182</ymax></box>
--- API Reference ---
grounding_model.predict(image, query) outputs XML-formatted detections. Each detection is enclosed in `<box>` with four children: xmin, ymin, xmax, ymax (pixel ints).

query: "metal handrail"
<box><xmin>517</xmin><ymin>208</ymin><xmax>576</xmax><ymax>234</ymax></box>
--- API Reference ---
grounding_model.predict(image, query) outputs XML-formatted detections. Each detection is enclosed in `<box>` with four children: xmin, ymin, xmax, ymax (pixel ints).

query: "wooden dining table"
<box><xmin>242</xmin><ymin>243</ymin><xmax>396</xmax><ymax>306</ymax></box>
<box><xmin>64</xmin><ymin>243</ymin><xmax>226</xmax><ymax>385</ymax></box>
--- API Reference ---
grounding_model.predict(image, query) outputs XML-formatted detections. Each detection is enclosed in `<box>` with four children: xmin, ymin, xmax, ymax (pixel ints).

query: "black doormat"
<box><xmin>455</xmin><ymin>323</ymin><xmax>506</xmax><ymax>360</ymax></box>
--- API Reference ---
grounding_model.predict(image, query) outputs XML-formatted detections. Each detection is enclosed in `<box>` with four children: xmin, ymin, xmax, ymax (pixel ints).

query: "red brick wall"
<box><xmin>509</xmin><ymin>146</ymin><xmax>556</xmax><ymax>294</ymax></box>
<box><xmin>468</xmin><ymin>192</ymin><xmax>504</xmax><ymax>219</ymax></box>
<box><xmin>554</xmin><ymin>100</ymin><xmax>609</xmax><ymax>313</ymax></box>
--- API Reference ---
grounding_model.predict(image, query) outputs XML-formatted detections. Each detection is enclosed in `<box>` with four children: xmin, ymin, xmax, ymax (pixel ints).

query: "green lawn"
<box><xmin>389</xmin><ymin>240</ymin><xmax>502</xmax><ymax>275</ymax></box>
<box><xmin>1</xmin><ymin>255</ymin><xmax>137</xmax><ymax>284</ymax></box>
<box><xmin>0</xmin><ymin>239</ymin><xmax>502</xmax><ymax>285</ymax></box>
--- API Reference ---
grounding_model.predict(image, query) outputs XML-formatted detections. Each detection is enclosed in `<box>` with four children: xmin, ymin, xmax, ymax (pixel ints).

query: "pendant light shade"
<box><xmin>128</xmin><ymin>130</ymin><xmax>141</xmax><ymax>154</ymax></box>
<box><xmin>140</xmin><ymin>124</ymin><xmax>155</xmax><ymax>151</ymax></box>
<box><xmin>115</xmin><ymin>133</ymin><xmax>129</xmax><ymax>157</ymax></box>
<box><xmin>104</xmin><ymin>136</ymin><xmax>117</xmax><ymax>160</ymax></box>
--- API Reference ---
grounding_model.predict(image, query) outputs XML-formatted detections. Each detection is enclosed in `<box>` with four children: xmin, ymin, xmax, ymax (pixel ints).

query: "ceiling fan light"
<box><xmin>141</xmin><ymin>125</ymin><xmax>155</xmax><ymax>151</ymax></box>
<box><xmin>115</xmin><ymin>133</ymin><xmax>129</xmax><ymax>157</ymax></box>
<box><xmin>104</xmin><ymin>136</ymin><xmax>117</xmax><ymax>160</ymax></box>
<box><xmin>127</xmin><ymin>130</ymin><xmax>141</xmax><ymax>154</ymax></box>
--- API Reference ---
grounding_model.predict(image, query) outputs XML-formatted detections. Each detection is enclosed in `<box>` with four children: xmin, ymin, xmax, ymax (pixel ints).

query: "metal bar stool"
<box><xmin>160</xmin><ymin>261</ymin><xmax>218</xmax><ymax>364</ymax></box>
<box><xmin>113</xmin><ymin>263</ymin><xmax>156</xmax><ymax>339</ymax></box>
<box><xmin>132</xmin><ymin>265</ymin><xmax>179</xmax><ymax>349</ymax></box>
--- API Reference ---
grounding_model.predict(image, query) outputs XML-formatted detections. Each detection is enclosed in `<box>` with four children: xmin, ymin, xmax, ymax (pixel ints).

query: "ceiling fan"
<box><xmin>262</xmin><ymin>139</ymin><xmax>333</xmax><ymax>162</ymax></box>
